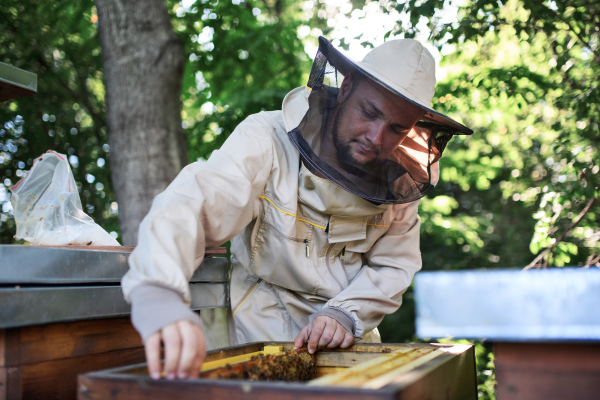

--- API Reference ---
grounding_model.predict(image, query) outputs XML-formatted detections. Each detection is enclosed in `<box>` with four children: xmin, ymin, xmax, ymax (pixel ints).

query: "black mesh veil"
<box><xmin>287</xmin><ymin>40</ymin><xmax>472</xmax><ymax>205</ymax></box>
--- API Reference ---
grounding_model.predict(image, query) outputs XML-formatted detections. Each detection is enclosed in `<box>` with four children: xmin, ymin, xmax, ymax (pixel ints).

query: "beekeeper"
<box><xmin>122</xmin><ymin>36</ymin><xmax>473</xmax><ymax>380</ymax></box>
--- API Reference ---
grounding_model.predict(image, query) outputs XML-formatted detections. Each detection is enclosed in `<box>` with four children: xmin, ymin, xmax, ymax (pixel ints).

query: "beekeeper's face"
<box><xmin>332</xmin><ymin>73</ymin><xmax>425</xmax><ymax>176</ymax></box>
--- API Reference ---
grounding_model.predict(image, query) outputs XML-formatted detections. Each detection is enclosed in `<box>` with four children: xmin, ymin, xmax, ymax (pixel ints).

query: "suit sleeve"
<box><xmin>122</xmin><ymin>118</ymin><xmax>274</xmax><ymax>306</ymax></box>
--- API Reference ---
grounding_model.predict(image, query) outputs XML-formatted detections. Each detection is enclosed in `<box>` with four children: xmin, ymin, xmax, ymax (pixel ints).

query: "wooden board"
<box><xmin>495</xmin><ymin>342</ymin><xmax>600</xmax><ymax>400</ymax></box>
<box><xmin>78</xmin><ymin>342</ymin><xmax>477</xmax><ymax>400</ymax></box>
<box><xmin>0</xmin><ymin>317</ymin><xmax>146</xmax><ymax>400</ymax></box>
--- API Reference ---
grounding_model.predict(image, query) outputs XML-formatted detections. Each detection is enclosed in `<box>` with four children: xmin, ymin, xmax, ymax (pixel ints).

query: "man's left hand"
<box><xmin>293</xmin><ymin>315</ymin><xmax>354</xmax><ymax>354</ymax></box>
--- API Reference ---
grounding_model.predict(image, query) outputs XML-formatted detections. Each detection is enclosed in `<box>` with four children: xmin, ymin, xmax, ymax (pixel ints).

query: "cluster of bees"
<box><xmin>208</xmin><ymin>350</ymin><xmax>316</xmax><ymax>382</ymax></box>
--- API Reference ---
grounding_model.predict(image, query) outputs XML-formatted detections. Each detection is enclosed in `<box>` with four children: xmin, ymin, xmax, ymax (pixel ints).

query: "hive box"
<box><xmin>78</xmin><ymin>341</ymin><xmax>476</xmax><ymax>400</ymax></box>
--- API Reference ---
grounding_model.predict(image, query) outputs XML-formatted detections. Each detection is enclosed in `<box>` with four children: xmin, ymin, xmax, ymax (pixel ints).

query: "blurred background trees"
<box><xmin>1</xmin><ymin>0</ymin><xmax>597</xmax><ymax>395</ymax></box>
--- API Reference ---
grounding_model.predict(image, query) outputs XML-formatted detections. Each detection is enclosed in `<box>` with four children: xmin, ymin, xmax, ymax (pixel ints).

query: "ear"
<box><xmin>337</xmin><ymin>72</ymin><xmax>355</xmax><ymax>103</ymax></box>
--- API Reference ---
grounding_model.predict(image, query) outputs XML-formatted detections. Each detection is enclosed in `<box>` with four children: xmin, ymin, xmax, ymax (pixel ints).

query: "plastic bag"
<box><xmin>10</xmin><ymin>151</ymin><xmax>120</xmax><ymax>246</ymax></box>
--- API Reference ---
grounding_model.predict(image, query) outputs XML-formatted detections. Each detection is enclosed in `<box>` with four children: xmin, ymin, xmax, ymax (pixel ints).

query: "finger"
<box><xmin>308</xmin><ymin>317</ymin><xmax>327</xmax><ymax>354</ymax></box>
<box><xmin>294</xmin><ymin>325</ymin><xmax>310</xmax><ymax>349</ymax></box>
<box><xmin>318</xmin><ymin>318</ymin><xmax>337</xmax><ymax>348</ymax></box>
<box><xmin>162</xmin><ymin>324</ymin><xmax>182</xmax><ymax>380</ymax></box>
<box><xmin>176</xmin><ymin>321</ymin><xmax>199</xmax><ymax>379</ymax></box>
<box><xmin>326</xmin><ymin>325</ymin><xmax>346</xmax><ymax>349</ymax></box>
<box><xmin>193</xmin><ymin>325</ymin><xmax>207</xmax><ymax>377</ymax></box>
<box><xmin>185</xmin><ymin>323</ymin><xmax>206</xmax><ymax>379</ymax></box>
<box><xmin>341</xmin><ymin>331</ymin><xmax>354</xmax><ymax>349</ymax></box>
<box><xmin>145</xmin><ymin>332</ymin><xmax>162</xmax><ymax>380</ymax></box>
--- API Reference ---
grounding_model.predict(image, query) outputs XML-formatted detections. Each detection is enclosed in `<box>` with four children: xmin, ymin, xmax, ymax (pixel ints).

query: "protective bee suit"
<box><xmin>122</xmin><ymin>37</ymin><xmax>473</xmax><ymax>345</ymax></box>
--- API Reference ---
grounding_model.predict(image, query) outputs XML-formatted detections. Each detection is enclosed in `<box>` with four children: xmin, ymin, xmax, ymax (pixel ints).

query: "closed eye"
<box><xmin>362</xmin><ymin>108</ymin><xmax>377</xmax><ymax>119</ymax></box>
<box><xmin>390</xmin><ymin>124</ymin><xmax>411</xmax><ymax>136</ymax></box>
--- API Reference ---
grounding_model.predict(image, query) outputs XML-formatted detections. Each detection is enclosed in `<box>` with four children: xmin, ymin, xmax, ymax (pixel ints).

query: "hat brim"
<box><xmin>318</xmin><ymin>36</ymin><xmax>474</xmax><ymax>135</ymax></box>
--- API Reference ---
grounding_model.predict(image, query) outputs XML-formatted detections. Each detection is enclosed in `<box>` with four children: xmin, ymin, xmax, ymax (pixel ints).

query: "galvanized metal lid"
<box><xmin>0</xmin><ymin>62</ymin><xmax>37</xmax><ymax>101</ymax></box>
<box><xmin>415</xmin><ymin>268</ymin><xmax>600</xmax><ymax>342</ymax></box>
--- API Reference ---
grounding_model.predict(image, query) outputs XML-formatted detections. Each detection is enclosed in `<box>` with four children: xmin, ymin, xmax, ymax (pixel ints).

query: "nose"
<box><xmin>364</xmin><ymin>121</ymin><xmax>386</xmax><ymax>147</ymax></box>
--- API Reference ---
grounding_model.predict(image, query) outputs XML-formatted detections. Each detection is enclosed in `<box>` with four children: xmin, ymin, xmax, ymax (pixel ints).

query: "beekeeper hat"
<box><xmin>316</xmin><ymin>36</ymin><xmax>473</xmax><ymax>135</ymax></box>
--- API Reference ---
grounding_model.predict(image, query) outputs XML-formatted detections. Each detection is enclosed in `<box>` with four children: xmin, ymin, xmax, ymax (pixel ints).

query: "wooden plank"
<box><xmin>316</xmin><ymin>367</ymin><xmax>347</xmax><ymax>378</ymax></box>
<box><xmin>17</xmin><ymin>317</ymin><xmax>142</xmax><ymax>365</ymax></box>
<box><xmin>20</xmin><ymin>347</ymin><xmax>145</xmax><ymax>400</ymax></box>
<box><xmin>495</xmin><ymin>342</ymin><xmax>600</xmax><ymax>400</ymax></box>
<box><xmin>308</xmin><ymin>348</ymin><xmax>437</xmax><ymax>387</ymax></box>
<box><xmin>0</xmin><ymin>367</ymin><xmax>6</xmax><ymax>400</ymax></box>
<box><xmin>361</xmin><ymin>349</ymin><xmax>445</xmax><ymax>389</ymax></box>
<box><xmin>315</xmin><ymin>351</ymin><xmax>385</xmax><ymax>368</ymax></box>
<box><xmin>0</xmin><ymin>331</ymin><xmax>4</xmax><ymax>368</ymax></box>
<box><xmin>391</xmin><ymin>347</ymin><xmax>477</xmax><ymax>400</ymax></box>
<box><xmin>5</xmin><ymin>366</ymin><xmax>21</xmax><ymax>400</ymax></box>
<box><xmin>0</xmin><ymin>330</ymin><xmax>19</xmax><ymax>368</ymax></box>
<box><xmin>78</xmin><ymin>374</ymin><xmax>390</xmax><ymax>400</ymax></box>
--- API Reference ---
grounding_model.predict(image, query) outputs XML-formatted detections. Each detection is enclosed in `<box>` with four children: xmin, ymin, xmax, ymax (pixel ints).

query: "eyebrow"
<box><xmin>364</xmin><ymin>99</ymin><xmax>384</xmax><ymax>117</ymax></box>
<box><xmin>364</xmin><ymin>99</ymin><xmax>410</xmax><ymax>131</ymax></box>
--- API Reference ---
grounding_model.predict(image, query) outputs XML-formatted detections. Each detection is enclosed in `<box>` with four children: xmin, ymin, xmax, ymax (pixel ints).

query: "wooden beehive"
<box><xmin>78</xmin><ymin>342</ymin><xmax>477</xmax><ymax>400</ymax></box>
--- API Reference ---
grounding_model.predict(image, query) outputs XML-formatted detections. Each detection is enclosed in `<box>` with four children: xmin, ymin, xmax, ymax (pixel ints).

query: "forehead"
<box><xmin>351</xmin><ymin>77</ymin><xmax>424</xmax><ymax>120</ymax></box>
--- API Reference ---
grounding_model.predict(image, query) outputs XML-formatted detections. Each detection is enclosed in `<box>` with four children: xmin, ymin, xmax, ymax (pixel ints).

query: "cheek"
<box><xmin>380</xmin><ymin>134</ymin><xmax>405</xmax><ymax>158</ymax></box>
<box><xmin>338</xmin><ymin>110</ymin><xmax>368</xmax><ymax>140</ymax></box>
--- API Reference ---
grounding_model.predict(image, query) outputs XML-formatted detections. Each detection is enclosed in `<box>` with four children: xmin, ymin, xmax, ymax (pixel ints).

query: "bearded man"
<box><xmin>122</xmin><ymin>36</ymin><xmax>473</xmax><ymax>380</ymax></box>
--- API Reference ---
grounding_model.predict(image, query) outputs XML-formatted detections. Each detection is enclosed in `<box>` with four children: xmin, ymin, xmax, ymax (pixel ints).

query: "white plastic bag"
<box><xmin>10</xmin><ymin>151</ymin><xmax>120</xmax><ymax>246</ymax></box>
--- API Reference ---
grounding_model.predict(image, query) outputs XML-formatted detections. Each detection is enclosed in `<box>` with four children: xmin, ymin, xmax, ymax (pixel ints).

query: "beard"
<box><xmin>331</xmin><ymin>105</ymin><xmax>381</xmax><ymax>178</ymax></box>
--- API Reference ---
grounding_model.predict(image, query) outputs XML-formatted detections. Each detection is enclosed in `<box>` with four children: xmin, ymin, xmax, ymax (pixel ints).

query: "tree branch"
<box><xmin>585</xmin><ymin>252</ymin><xmax>600</xmax><ymax>267</ymax></box>
<box><xmin>532</xmin><ymin>0</ymin><xmax>600</xmax><ymax>63</ymax></box>
<box><xmin>524</xmin><ymin>196</ymin><xmax>596</xmax><ymax>270</ymax></box>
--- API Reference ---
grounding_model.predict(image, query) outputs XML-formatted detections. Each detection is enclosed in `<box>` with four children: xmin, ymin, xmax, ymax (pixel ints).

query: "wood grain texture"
<box><xmin>314</xmin><ymin>351</ymin><xmax>394</xmax><ymax>368</ymax></box>
<box><xmin>1</xmin><ymin>317</ymin><xmax>145</xmax><ymax>399</ymax></box>
<box><xmin>0</xmin><ymin>330</ymin><xmax>19</xmax><ymax>368</ymax></box>
<box><xmin>17</xmin><ymin>318</ymin><xmax>142</xmax><ymax>365</ymax></box>
<box><xmin>390</xmin><ymin>348</ymin><xmax>477</xmax><ymax>400</ymax></box>
<box><xmin>4</xmin><ymin>366</ymin><xmax>21</xmax><ymax>400</ymax></box>
<box><xmin>495</xmin><ymin>342</ymin><xmax>600</xmax><ymax>400</ymax></box>
<box><xmin>0</xmin><ymin>331</ymin><xmax>4</xmax><ymax>368</ymax></box>
<box><xmin>21</xmin><ymin>348</ymin><xmax>145</xmax><ymax>400</ymax></box>
<box><xmin>0</xmin><ymin>367</ymin><xmax>6</xmax><ymax>400</ymax></box>
<box><xmin>78</xmin><ymin>375</ymin><xmax>391</xmax><ymax>400</ymax></box>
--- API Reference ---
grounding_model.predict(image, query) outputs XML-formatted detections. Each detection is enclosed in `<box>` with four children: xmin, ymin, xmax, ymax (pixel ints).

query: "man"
<box><xmin>122</xmin><ymin>36</ymin><xmax>473</xmax><ymax>380</ymax></box>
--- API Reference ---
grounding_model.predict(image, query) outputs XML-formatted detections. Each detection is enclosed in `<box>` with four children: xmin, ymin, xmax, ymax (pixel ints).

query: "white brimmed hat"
<box><xmin>317</xmin><ymin>36</ymin><xmax>473</xmax><ymax>135</ymax></box>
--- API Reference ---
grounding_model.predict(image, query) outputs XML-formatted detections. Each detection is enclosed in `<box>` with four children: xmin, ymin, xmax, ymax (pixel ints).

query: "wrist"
<box><xmin>309</xmin><ymin>306</ymin><xmax>356</xmax><ymax>335</ymax></box>
<box><xmin>129</xmin><ymin>283</ymin><xmax>202</xmax><ymax>342</ymax></box>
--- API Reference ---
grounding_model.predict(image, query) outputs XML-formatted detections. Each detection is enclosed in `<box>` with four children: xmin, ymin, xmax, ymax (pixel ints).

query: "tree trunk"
<box><xmin>95</xmin><ymin>0</ymin><xmax>188</xmax><ymax>245</ymax></box>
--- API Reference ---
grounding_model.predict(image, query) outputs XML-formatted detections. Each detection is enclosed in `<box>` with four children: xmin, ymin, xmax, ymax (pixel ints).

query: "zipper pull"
<box><xmin>304</xmin><ymin>239</ymin><xmax>310</xmax><ymax>258</ymax></box>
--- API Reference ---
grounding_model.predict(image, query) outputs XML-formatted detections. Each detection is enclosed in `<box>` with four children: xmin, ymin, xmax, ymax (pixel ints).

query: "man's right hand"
<box><xmin>145</xmin><ymin>320</ymin><xmax>206</xmax><ymax>380</ymax></box>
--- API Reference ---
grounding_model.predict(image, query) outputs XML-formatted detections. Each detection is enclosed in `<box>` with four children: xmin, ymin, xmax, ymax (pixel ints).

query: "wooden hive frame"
<box><xmin>78</xmin><ymin>342</ymin><xmax>477</xmax><ymax>400</ymax></box>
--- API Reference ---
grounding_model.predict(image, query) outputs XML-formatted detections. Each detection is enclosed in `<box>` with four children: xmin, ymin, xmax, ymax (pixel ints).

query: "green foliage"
<box><xmin>0</xmin><ymin>0</ymin><xmax>315</xmax><ymax>243</ymax></box>
<box><xmin>0</xmin><ymin>0</ymin><xmax>119</xmax><ymax>242</ymax></box>
<box><xmin>168</xmin><ymin>0</ymin><xmax>311</xmax><ymax>162</ymax></box>
<box><xmin>377</xmin><ymin>0</ymin><xmax>600</xmax><ymax>269</ymax></box>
